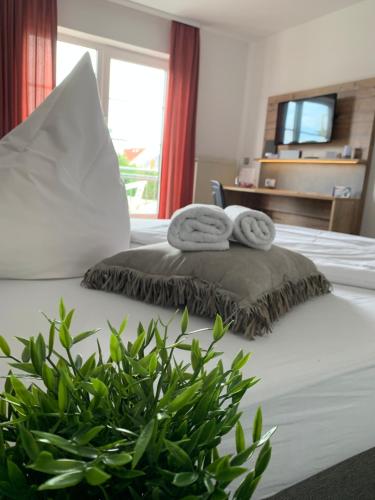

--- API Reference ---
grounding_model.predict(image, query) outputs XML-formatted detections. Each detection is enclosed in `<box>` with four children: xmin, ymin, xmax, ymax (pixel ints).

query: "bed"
<box><xmin>1</xmin><ymin>220</ymin><xmax>375</xmax><ymax>499</ymax></box>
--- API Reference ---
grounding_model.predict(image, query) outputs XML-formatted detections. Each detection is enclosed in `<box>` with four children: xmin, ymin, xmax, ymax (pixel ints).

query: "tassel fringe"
<box><xmin>82</xmin><ymin>265</ymin><xmax>331</xmax><ymax>339</ymax></box>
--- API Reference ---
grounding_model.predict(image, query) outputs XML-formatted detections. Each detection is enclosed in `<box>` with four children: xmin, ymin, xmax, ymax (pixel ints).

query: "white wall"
<box><xmin>242</xmin><ymin>0</ymin><xmax>375</xmax><ymax>236</ymax></box>
<box><xmin>195</xmin><ymin>30</ymin><xmax>248</xmax><ymax>161</ymax></box>
<box><xmin>57</xmin><ymin>0</ymin><xmax>249</xmax><ymax>166</ymax></box>
<box><xmin>57</xmin><ymin>0</ymin><xmax>170</xmax><ymax>54</ymax></box>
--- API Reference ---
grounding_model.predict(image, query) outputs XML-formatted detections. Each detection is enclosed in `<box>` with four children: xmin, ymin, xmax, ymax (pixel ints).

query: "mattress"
<box><xmin>1</xmin><ymin>222</ymin><xmax>375</xmax><ymax>499</ymax></box>
<box><xmin>131</xmin><ymin>219</ymin><xmax>375</xmax><ymax>290</ymax></box>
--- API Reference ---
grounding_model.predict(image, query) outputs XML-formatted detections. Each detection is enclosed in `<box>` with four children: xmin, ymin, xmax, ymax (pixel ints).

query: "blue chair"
<box><xmin>210</xmin><ymin>180</ymin><xmax>226</xmax><ymax>208</ymax></box>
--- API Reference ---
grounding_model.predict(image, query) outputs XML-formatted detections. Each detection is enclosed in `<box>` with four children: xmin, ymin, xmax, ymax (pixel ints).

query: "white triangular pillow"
<box><xmin>0</xmin><ymin>53</ymin><xmax>130</xmax><ymax>279</ymax></box>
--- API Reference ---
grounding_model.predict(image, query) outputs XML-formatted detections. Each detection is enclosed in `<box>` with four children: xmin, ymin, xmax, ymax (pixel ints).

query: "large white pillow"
<box><xmin>0</xmin><ymin>54</ymin><xmax>130</xmax><ymax>279</ymax></box>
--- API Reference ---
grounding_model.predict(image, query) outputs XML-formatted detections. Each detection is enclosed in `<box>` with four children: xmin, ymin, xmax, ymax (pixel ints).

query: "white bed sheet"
<box><xmin>131</xmin><ymin>219</ymin><xmax>375</xmax><ymax>290</ymax></box>
<box><xmin>1</xmin><ymin>277</ymin><xmax>375</xmax><ymax>498</ymax></box>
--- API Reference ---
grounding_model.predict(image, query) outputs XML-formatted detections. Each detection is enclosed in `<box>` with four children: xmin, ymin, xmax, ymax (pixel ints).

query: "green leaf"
<box><xmin>39</xmin><ymin>471</ymin><xmax>84</xmax><ymax>490</ymax></box>
<box><xmin>42</xmin><ymin>364</ymin><xmax>56</xmax><ymax>391</ymax></box>
<box><xmin>59</xmin><ymin>323</ymin><xmax>72</xmax><ymax>349</ymax></box>
<box><xmin>234</xmin><ymin>471</ymin><xmax>260</xmax><ymax>500</ymax></box>
<box><xmin>64</xmin><ymin>309</ymin><xmax>75</xmax><ymax>329</ymax></box>
<box><xmin>128</xmin><ymin>358</ymin><xmax>148</xmax><ymax>377</ymax></box>
<box><xmin>15</xmin><ymin>337</ymin><xmax>29</xmax><ymax>347</ymax></box>
<box><xmin>257</xmin><ymin>426</ymin><xmax>277</xmax><ymax>447</ymax></box>
<box><xmin>4</xmin><ymin>372</ymin><xmax>12</xmax><ymax>393</ymax></box>
<box><xmin>164</xmin><ymin>440</ymin><xmax>192</xmax><ymax>469</ymax></box>
<box><xmin>255</xmin><ymin>441</ymin><xmax>272</xmax><ymax>477</ymax></box>
<box><xmin>0</xmin><ymin>336</ymin><xmax>11</xmax><ymax>357</ymax></box>
<box><xmin>102</xmin><ymin>452</ymin><xmax>132</xmax><ymax>467</ymax></box>
<box><xmin>0</xmin><ymin>481</ymin><xmax>17</xmax><ymax>498</ymax></box>
<box><xmin>204</xmin><ymin>474</ymin><xmax>215</xmax><ymax>494</ymax></box>
<box><xmin>146</xmin><ymin>319</ymin><xmax>155</xmax><ymax>343</ymax></box>
<box><xmin>132</xmin><ymin>419</ymin><xmax>155</xmax><ymax>468</ymax></box>
<box><xmin>173</xmin><ymin>471</ymin><xmax>198</xmax><ymax>487</ymax></box>
<box><xmin>209</xmin><ymin>489</ymin><xmax>227</xmax><ymax>500</ymax></box>
<box><xmin>75</xmin><ymin>425</ymin><xmax>104</xmax><ymax>445</ymax></box>
<box><xmin>167</xmin><ymin>381</ymin><xmax>202</xmax><ymax>413</ymax></box>
<box><xmin>48</xmin><ymin>322</ymin><xmax>55</xmax><ymax>356</ymax></box>
<box><xmin>58</xmin><ymin>379</ymin><xmax>68</xmax><ymax>414</ymax></box>
<box><xmin>232</xmin><ymin>351</ymin><xmax>252</xmax><ymax>371</ymax></box>
<box><xmin>30</xmin><ymin>338</ymin><xmax>43</xmax><ymax>374</ymax></box>
<box><xmin>180</xmin><ymin>307</ymin><xmax>189</xmax><ymax>334</ymax></box>
<box><xmin>148</xmin><ymin>352</ymin><xmax>158</xmax><ymax>375</ymax></box>
<box><xmin>30</xmin><ymin>451</ymin><xmax>85</xmax><ymax>475</ymax></box>
<box><xmin>59</xmin><ymin>299</ymin><xmax>66</xmax><ymax>321</ymax></box>
<box><xmin>107</xmin><ymin>320</ymin><xmax>118</xmax><ymax>336</ymax></box>
<box><xmin>72</xmin><ymin>329</ymin><xmax>99</xmax><ymax>345</ymax></box>
<box><xmin>7</xmin><ymin>459</ymin><xmax>27</xmax><ymax>488</ymax></box>
<box><xmin>216</xmin><ymin>466</ymin><xmax>247</xmax><ymax>483</ymax></box>
<box><xmin>91</xmin><ymin>378</ymin><xmax>108</xmax><ymax>398</ymax></box>
<box><xmin>213</xmin><ymin>315</ymin><xmax>224</xmax><ymax>341</ymax></box>
<box><xmin>235</xmin><ymin>421</ymin><xmax>245</xmax><ymax>454</ymax></box>
<box><xmin>207</xmin><ymin>455</ymin><xmax>229</xmax><ymax>475</ymax></box>
<box><xmin>85</xmin><ymin>466</ymin><xmax>111</xmax><ymax>486</ymax></box>
<box><xmin>115</xmin><ymin>469</ymin><xmax>145</xmax><ymax>479</ymax></box>
<box><xmin>96</xmin><ymin>340</ymin><xmax>103</xmax><ymax>364</ymax></box>
<box><xmin>74</xmin><ymin>354</ymin><xmax>82</xmax><ymax>369</ymax></box>
<box><xmin>60</xmin><ymin>365</ymin><xmax>74</xmax><ymax>390</ymax></box>
<box><xmin>36</xmin><ymin>334</ymin><xmax>46</xmax><ymax>363</ymax></box>
<box><xmin>110</xmin><ymin>334</ymin><xmax>122</xmax><ymax>363</ymax></box>
<box><xmin>230</xmin><ymin>444</ymin><xmax>256</xmax><ymax>466</ymax></box>
<box><xmin>155</xmin><ymin>328</ymin><xmax>164</xmax><ymax>349</ymax></box>
<box><xmin>191</xmin><ymin>339</ymin><xmax>201</xmax><ymax>371</ymax></box>
<box><xmin>230</xmin><ymin>378</ymin><xmax>260</xmax><ymax>397</ymax></box>
<box><xmin>80</xmin><ymin>353</ymin><xmax>96</xmax><ymax>377</ymax></box>
<box><xmin>19</xmin><ymin>425</ymin><xmax>40</xmax><ymax>461</ymax></box>
<box><xmin>252</xmin><ymin>407</ymin><xmax>262</xmax><ymax>443</ymax></box>
<box><xmin>21</xmin><ymin>343</ymin><xmax>31</xmax><ymax>362</ymax></box>
<box><xmin>130</xmin><ymin>331</ymin><xmax>145</xmax><ymax>357</ymax></box>
<box><xmin>32</xmin><ymin>431</ymin><xmax>98</xmax><ymax>459</ymax></box>
<box><xmin>119</xmin><ymin>316</ymin><xmax>128</xmax><ymax>335</ymax></box>
<box><xmin>173</xmin><ymin>343</ymin><xmax>192</xmax><ymax>351</ymax></box>
<box><xmin>9</xmin><ymin>362</ymin><xmax>37</xmax><ymax>375</ymax></box>
<box><xmin>10</xmin><ymin>376</ymin><xmax>33</xmax><ymax>406</ymax></box>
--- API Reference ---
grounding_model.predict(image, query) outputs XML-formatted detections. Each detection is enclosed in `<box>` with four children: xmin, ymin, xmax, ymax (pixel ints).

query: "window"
<box><xmin>56</xmin><ymin>40</ymin><xmax>98</xmax><ymax>84</ymax></box>
<box><xmin>56</xmin><ymin>35</ymin><xmax>168</xmax><ymax>217</ymax></box>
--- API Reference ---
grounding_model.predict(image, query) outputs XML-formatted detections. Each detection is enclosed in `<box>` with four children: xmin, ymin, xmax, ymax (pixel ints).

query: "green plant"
<box><xmin>0</xmin><ymin>300</ymin><xmax>276</xmax><ymax>499</ymax></box>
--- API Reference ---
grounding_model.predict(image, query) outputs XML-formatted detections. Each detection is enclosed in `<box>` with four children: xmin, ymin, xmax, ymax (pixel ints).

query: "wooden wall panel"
<box><xmin>263</xmin><ymin>77</ymin><xmax>375</xmax><ymax>162</ymax></box>
<box><xmin>262</xmin><ymin>77</ymin><xmax>375</xmax><ymax>231</ymax></box>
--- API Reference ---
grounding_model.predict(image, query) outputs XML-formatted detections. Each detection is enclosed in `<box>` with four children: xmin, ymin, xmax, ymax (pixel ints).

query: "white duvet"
<box><xmin>1</xmin><ymin>220</ymin><xmax>375</xmax><ymax>498</ymax></box>
<box><xmin>131</xmin><ymin>219</ymin><xmax>375</xmax><ymax>290</ymax></box>
<box><xmin>1</xmin><ymin>274</ymin><xmax>375</xmax><ymax>499</ymax></box>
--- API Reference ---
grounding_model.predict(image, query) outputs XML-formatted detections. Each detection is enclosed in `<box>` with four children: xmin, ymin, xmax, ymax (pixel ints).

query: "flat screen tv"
<box><xmin>275</xmin><ymin>93</ymin><xmax>337</xmax><ymax>145</ymax></box>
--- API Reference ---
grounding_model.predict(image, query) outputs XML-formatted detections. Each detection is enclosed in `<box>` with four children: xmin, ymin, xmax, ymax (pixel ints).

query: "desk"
<box><xmin>223</xmin><ymin>186</ymin><xmax>361</xmax><ymax>234</ymax></box>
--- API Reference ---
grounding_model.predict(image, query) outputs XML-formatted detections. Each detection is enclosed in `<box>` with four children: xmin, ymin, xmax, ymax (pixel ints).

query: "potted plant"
<box><xmin>0</xmin><ymin>300</ymin><xmax>275</xmax><ymax>499</ymax></box>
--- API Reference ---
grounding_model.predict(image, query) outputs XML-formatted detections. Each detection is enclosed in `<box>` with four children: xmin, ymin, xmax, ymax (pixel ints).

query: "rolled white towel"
<box><xmin>224</xmin><ymin>205</ymin><xmax>275</xmax><ymax>250</ymax></box>
<box><xmin>167</xmin><ymin>204</ymin><xmax>233</xmax><ymax>251</ymax></box>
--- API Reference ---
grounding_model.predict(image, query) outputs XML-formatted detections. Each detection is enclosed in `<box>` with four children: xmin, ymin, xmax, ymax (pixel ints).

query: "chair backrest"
<box><xmin>210</xmin><ymin>180</ymin><xmax>226</xmax><ymax>208</ymax></box>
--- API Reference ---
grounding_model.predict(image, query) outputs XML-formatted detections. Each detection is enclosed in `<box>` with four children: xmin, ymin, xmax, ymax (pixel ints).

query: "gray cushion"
<box><xmin>82</xmin><ymin>242</ymin><xmax>330</xmax><ymax>339</ymax></box>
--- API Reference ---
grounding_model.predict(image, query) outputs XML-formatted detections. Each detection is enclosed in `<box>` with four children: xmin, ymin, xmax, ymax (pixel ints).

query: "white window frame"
<box><xmin>57</xmin><ymin>32</ymin><xmax>168</xmax><ymax>123</ymax></box>
<box><xmin>57</xmin><ymin>30</ymin><xmax>169</xmax><ymax>217</ymax></box>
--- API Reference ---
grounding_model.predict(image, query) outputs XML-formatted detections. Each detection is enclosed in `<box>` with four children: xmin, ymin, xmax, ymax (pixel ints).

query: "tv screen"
<box><xmin>275</xmin><ymin>93</ymin><xmax>336</xmax><ymax>145</ymax></box>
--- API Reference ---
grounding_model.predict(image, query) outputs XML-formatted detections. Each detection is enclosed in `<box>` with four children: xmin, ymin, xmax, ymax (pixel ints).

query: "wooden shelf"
<box><xmin>224</xmin><ymin>186</ymin><xmax>359</xmax><ymax>202</ymax></box>
<box><xmin>255</xmin><ymin>158</ymin><xmax>364</xmax><ymax>165</ymax></box>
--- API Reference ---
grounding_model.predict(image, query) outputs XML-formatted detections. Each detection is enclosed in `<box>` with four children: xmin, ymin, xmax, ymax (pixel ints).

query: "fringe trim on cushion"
<box><xmin>82</xmin><ymin>265</ymin><xmax>331</xmax><ymax>339</ymax></box>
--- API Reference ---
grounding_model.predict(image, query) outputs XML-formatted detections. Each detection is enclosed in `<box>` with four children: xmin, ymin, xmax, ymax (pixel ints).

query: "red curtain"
<box><xmin>158</xmin><ymin>21</ymin><xmax>200</xmax><ymax>219</ymax></box>
<box><xmin>0</xmin><ymin>0</ymin><xmax>57</xmax><ymax>138</ymax></box>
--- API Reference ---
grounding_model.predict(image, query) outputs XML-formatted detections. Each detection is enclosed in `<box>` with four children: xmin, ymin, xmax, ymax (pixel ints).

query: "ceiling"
<box><xmin>112</xmin><ymin>0</ymin><xmax>364</xmax><ymax>38</ymax></box>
